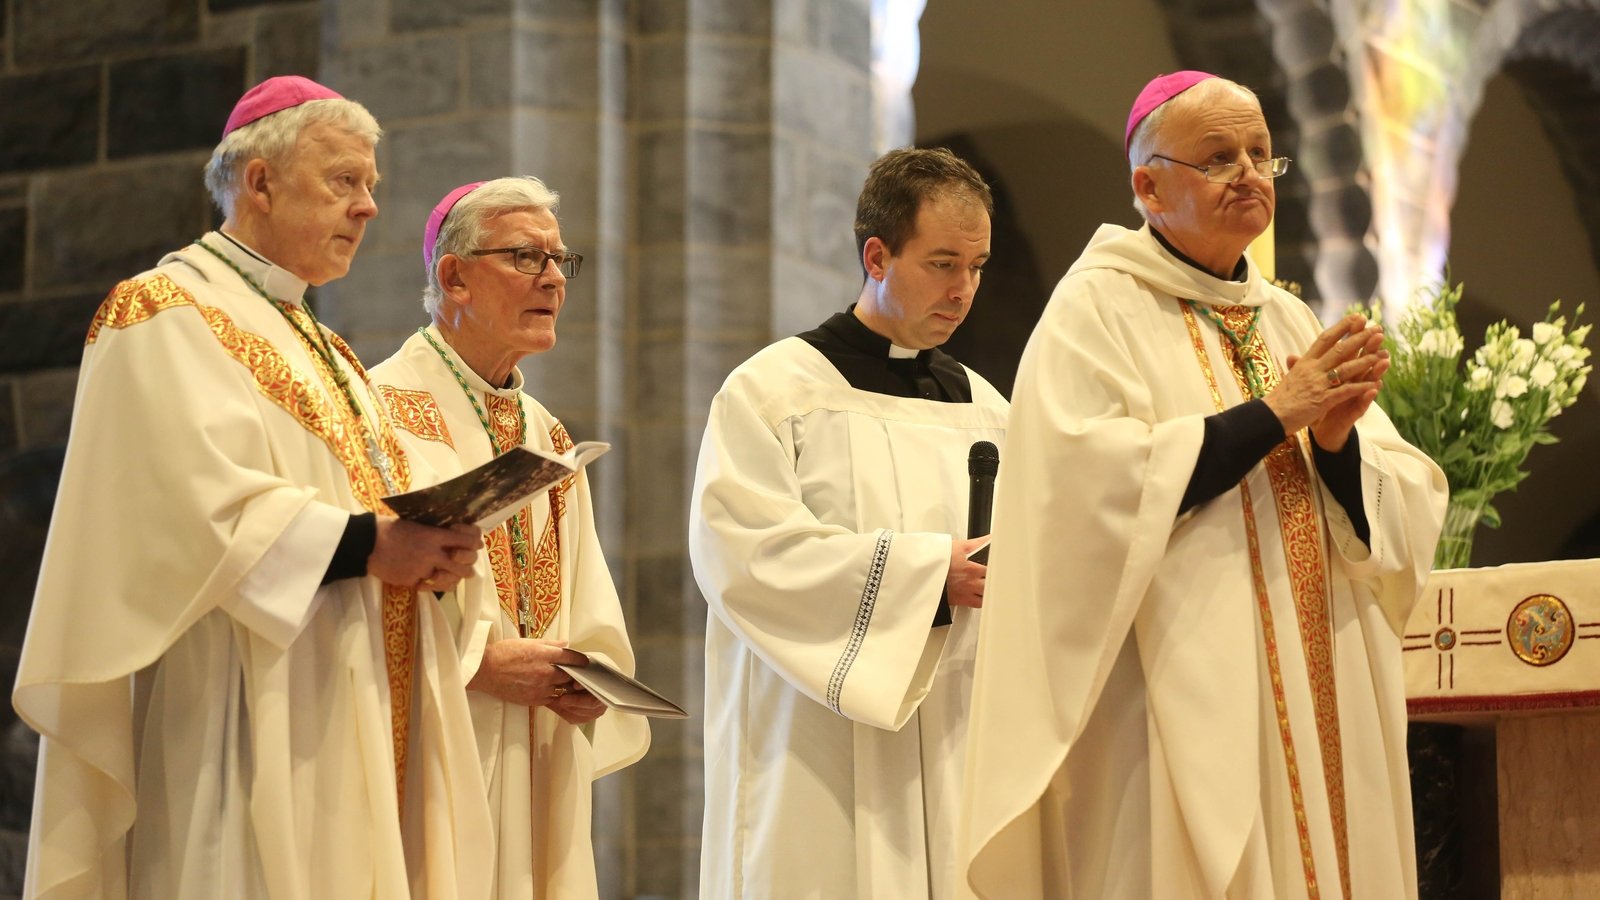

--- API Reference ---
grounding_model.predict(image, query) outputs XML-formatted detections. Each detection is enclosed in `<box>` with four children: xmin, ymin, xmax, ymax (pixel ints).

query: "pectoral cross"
<box><xmin>518</xmin><ymin>585</ymin><xmax>534</xmax><ymax>636</ymax></box>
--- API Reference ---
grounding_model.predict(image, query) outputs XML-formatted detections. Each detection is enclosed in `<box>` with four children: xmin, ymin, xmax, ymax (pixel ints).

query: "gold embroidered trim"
<box><xmin>1210</xmin><ymin>305</ymin><xmax>1351</xmax><ymax>900</ymax></box>
<box><xmin>87</xmin><ymin>277</ymin><xmax>194</xmax><ymax>343</ymax></box>
<box><xmin>1181</xmin><ymin>302</ymin><xmax>1322</xmax><ymax>898</ymax></box>
<box><xmin>378</xmin><ymin>385</ymin><xmax>455</xmax><ymax>448</ymax></box>
<box><xmin>483</xmin><ymin>395</ymin><xmax>574</xmax><ymax>638</ymax></box>
<box><xmin>88</xmin><ymin>275</ymin><xmax>419</xmax><ymax>808</ymax></box>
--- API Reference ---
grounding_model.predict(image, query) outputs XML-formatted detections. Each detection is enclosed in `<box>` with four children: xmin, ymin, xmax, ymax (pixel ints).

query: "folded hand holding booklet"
<box><xmin>384</xmin><ymin>440</ymin><xmax>610</xmax><ymax>529</ymax></box>
<box><xmin>557</xmin><ymin>652</ymin><xmax>688</xmax><ymax>719</ymax></box>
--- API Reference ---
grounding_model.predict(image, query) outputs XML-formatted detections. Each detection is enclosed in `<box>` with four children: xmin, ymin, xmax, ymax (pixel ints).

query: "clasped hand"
<box><xmin>1264</xmin><ymin>313</ymin><xmax>1389</xmax><ymax>452</ymax></box>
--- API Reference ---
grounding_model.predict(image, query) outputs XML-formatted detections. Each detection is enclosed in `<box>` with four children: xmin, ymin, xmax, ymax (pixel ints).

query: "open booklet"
<box><xmin>557</xmin><ymin>652</ymin><xmax>688</xmax><ymax>719</ymax></box>
<box><xmin>384</xmin><ymin>440</ymin><xmax>610</xmax><ymax>530</ymax></box>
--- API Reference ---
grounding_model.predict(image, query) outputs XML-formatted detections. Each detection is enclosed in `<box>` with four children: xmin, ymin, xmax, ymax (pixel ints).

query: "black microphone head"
<box><xmin>968</xmin><ymin>440</ymin><xmax>999</xmax><ymax>478</ymax></box>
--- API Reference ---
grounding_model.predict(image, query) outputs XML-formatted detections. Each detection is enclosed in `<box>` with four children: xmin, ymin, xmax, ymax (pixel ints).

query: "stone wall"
<box><xmin>0</xmin><ymin>0</ymin><xmax>321</xmax><ymax>451</ymax></box>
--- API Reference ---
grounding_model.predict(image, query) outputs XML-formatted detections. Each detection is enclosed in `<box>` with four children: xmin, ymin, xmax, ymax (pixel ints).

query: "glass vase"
<box><xmin>1434</xmin><ymin>495</ymin><xmax>1487</xmax><ymax>570</ymax></box>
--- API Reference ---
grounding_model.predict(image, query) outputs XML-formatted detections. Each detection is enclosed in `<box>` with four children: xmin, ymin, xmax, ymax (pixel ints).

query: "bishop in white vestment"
<box><xmin>958</xmin><ymin>73</ymin><xmax>1448</xmax><ymax>900</ymax></box>
<box><xmin>691</xmin><ymin>148</ymin><xmax>1006</xmax><ymax>899</ymax></box>
<box><xmin>13</xmin><ymin>78</ymin><xmax>493</xmax><ymax>900</ymax></box>
<box><xmin>372</xmin><ymin>177</ymin><xmax>649</xmax><ymax>899</ymax></box>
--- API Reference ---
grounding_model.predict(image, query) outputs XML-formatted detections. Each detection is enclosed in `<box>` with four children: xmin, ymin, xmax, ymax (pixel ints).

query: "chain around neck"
<box><xmin>1185</xmin><ymin>300</ymin><xmax>1267</xmax><ymax>399</ymax></box>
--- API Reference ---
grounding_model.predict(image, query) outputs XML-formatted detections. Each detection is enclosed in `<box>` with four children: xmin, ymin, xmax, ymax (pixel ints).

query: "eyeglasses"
<box><xmin>470</xmin><ymin>246</ymin><xmax>584</xmax><ymax>278</ymax></box>
<box><xmin>1147</xmin><ymin>154</ymin><xmax>1292</xmax><ymax>183</ymax></box>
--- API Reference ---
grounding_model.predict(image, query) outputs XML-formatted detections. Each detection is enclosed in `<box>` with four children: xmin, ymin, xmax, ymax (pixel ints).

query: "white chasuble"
<box><xmin>958</xmin><ymin>224</ymin><xmax>1447</xmax><ymax>900</ymax></box>
<box><xmin>13</xmin><ymin>238</ymin><xmax>493</xmax><ymax>899</ymax></box>
<box><xmin>691</xmin><ymin>337</ymin><xmax>1007</xmax><ymax>899</ymax></box>
<box><xmin>371</xmin><ymin>327</ymin><xmax>649</xmax><ymax>900</ymax></box>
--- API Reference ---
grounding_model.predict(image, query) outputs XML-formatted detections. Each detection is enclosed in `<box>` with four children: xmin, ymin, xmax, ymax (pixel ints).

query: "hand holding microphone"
<box><xmin>947</xmin><ymin>441</ymin><xmax>998</xmax><ymax>609</ymax></box>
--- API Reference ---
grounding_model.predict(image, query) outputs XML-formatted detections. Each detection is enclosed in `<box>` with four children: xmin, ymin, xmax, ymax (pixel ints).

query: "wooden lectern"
<box><xmin>1405</xmin><ymin>558</ymin><xmax>1600</xmax><ymax>898</ymax></box>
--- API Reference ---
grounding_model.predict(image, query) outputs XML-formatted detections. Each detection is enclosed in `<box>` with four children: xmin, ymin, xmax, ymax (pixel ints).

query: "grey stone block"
<box><xmin>684</xmin><ymin>336</ymin><xmax>766</xmax><ymax>419</ymax></box>
<box><xmin>688</xmin><ymin>0</ymin><xmax>771</xmax><ymax>36</ymax></box>
<box><xmin>632</xmin><ymin>0</ymin><xmax>687</xmax><ymax>35</ymax></box>
<box><xmin>630</xmin><ymin>731</ymin><xmax>703</xmax><ymax>841</ymax></box>
<box><xmin>0</xmin><ymin>67</ymin><xmax>99</xmax><ymax>174</ymax></box>
<box><xmin>391</xmin><ymin>0</ymin><xmax>510</xmax><ymax>32</ymax></box>
<box><xmin>771</xmin><ymin>255</ymin><xmax>856</xmax><ymax>338</ymax></box>
<box><xmin>321</xmin><ymin>0</ymin><xmax>389</xmax><ymax>46</ymax></box>
<box><xmin>253</xmin><ymin>6</ymin><xmax>323</xmax><ymax>80</ymax></box>
<box><xmin>633</xmin><ymin>842</ymin><xmax>699</xmax><ymax>900</ymax></box>
<box><xmin>510</xmin><ymin>112</ymin><xmax>603</xmax><ymax>239</ymax></box>
<box><xmin>208</xmin><ymin>0</ymin><xmax>304</xmax><ymax>10</ymax></box>
<box><xmin>819</xmin><ymin>0</ymin><xmax>870</xmax><ymax>63</ymax></box>
<box><xmin>515</xmin><ymin>0</ymin><xmax>602</xmax><ymax>25</ymax></box>
<box><xmin>0</xmin><ymin>293</ymin><xmax>105</xmax><ymax>373</ymax></box>
<box><xmin>370</xmin><ymin>117</ymin><xmax>514</xmax><ymax>253</ymax></box>
<box><xmin>626</xmin><ymin>422</ymin><xmax>686</xmax><ymax>555</ymax></box>
<box><xmin>633</xmin><ymin>335</ymin><xmax>684</xmax><ymax>422</ymax></box>
<box><xmin>17</xmin><ymin>367</ymin><xmax>81</xmax><ymax>450</ymax></box>
<box><xmin>14</xmin><ymin>0</ymin><xmax>198</xmax><ymax>66</ymax></box>
<box><xmin>468</xmin><ymin>29</ymin><xmax>600</xmax><ymax>114</ymax></box>
<box><xmin>636</xmin><ymin>127</ymin><xmax>688</xmax><ymax>245</ymax></box>
<box><xmin>803</xmin><ymin>151</ymin><xmax>865</xmax><ymax>271</ymax></box>
<box><xmin>109</xmin><ymin>48</ymin><xmax>249</xmax><ymax>160</ymax></box>
<box><xmin>688</xmin><ymin>40</ymin><xmax>771</xmax><ymax>125</ymax></box>
<box><xmin>33</xmin><ymin>158</ymin><xmax>211</xmax><ymax>293</ymax></box>
<box><xmin>522</xmin><ymin>327</ymin><xmax>600</xmax><ymax>418</ymax></box>
<box><xmin>685</xmin><ymin>129</ymin><xmax>771</xmax><ymax>246</ymax></box>
<box><xmin>682</xmin><ymin>247</ymin><xmax>773</xmax><ymax>336</ymax></box>
<box><xmin>774</xmin><ymin>48</ymin><xmax>872</xmax><ymax>161</ymax></box>
<box><xmin>0</xmin><ymin>210</ymin><xmax>23</xmax><ymax>295</ymax></box>
<box><xmin>634</xmin><ymin>38</ymin><xmax>688</xmax><ymax>123</ymax></box>
<box><xmin>332</xmin><ymin>35</ymin><xmax>463</xmax><ymax>125</ymax></box>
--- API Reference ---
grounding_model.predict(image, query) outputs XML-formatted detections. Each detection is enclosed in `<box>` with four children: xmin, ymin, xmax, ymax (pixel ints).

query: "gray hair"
<box><xmin>203</xmin><ymin>98</ymin><xmax>382</xmax><ymax>220</ymax></box>
<box><xmin>422</xmin><ymin>176</ymin><xmax>562</xmax><ymax>317</ymax></box>
<box><xmin>1127</xmin><ymin>78</ymin><xmax>1258</xmax><ymax>220</ymax></box>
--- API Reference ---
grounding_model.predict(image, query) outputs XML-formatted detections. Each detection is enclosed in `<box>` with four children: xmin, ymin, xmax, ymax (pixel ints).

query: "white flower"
<box><xmin>1553</xmin><ymin>344</ymin><xmax>1577</xmax><ymax>364</ymax></box>
<box><xmin>1533</xmin><ymin>321</ymin><xmax>1560</xmax><ymax>345</ymax></box>
<box><xmin>1511</xmin><ymin>338</ymin><xmax>1537</xmax><ymax>369</ymax></box>
<box><xmin>1530</xmin><ymin>360</ymin><xmax>1558</xmax><ymax>388</ymax></box>
<box><xmin>1496</xmin><ymin>374</ymin><xmax>1529</xmax><ymax>399</ymax></box>
<box><xmin>1467</xmin><ymin>366</ymin><xmax>1493</xmax><ymax>391</ymax></box>
<box><xmin>1416</xmin><ymin>327</ymin><xmax>1463</xmax><ymax>358</ymax></box>
<box><xmin>1491</xmin><ymin>399</ymin><xmax>1515</xmax><ymax>429</ymax></box>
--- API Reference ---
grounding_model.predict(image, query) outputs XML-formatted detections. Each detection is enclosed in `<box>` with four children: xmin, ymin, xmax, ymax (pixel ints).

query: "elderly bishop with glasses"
<box><xmin>957</xmin><ymin>73</ymin><xmax>1447</xmax><ymax>899</ymax></box>
<box><xmin>369</xmin><ymin>177</ymin><xmax>648</xmax><ymax>899</ymax></box>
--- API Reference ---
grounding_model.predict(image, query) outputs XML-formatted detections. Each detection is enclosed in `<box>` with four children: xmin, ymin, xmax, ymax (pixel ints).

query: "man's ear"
<box><xmin>862</xmin><ymin>236</ymin><xmax>890</xmax><ymax>281</ymax></box>
<box><xmin>242</xmin><ymin>158</ymin><xmax>273</xmax><ymax>215</ymax></box>
<box><xmin>1132</xmin><ymin>166</ymin><xmax>1164</xmax><ymax>214</ymax></box>
<box><xmin>438</xmin><ymin>255</ymin><xmax>472</xmax><ymax>305</ymax></box>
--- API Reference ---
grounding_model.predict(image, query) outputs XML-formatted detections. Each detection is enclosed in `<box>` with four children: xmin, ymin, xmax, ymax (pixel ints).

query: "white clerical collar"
<box><xmin>422</xmin><ymin>324</ymin><xmax>526</xmax><ymax>395</ymax></box>
<box><xmin>888</xmin><ymin>344</ymin><xmax>918</xmax><ymax>359</ymax></box>
<box><xmin>206</xmin><ymin>230</ymin><xmax>311</xmax><ymax>306</ymax></box>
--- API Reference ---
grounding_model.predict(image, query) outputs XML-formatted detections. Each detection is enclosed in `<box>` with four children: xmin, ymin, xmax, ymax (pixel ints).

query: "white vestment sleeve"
<box><xmin>691</xmin><ymin>371</ymin><xmax>953</xmax><ymax>730</ymax></box>
<box><xmin>222</xmin><ymin>500</ymin><xmax>346</xmax><ymax>648</ymax></box>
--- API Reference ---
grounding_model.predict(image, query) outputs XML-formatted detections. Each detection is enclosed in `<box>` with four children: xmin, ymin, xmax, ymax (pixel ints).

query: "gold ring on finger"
<box><xmin>1326</xmin><ymin>368</ymin><xmax>1342</xmax><ymax>387</ymax></box>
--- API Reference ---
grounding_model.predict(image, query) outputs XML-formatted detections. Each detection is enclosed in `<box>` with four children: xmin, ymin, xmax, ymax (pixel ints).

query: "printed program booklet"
<box><xmin>558</xmin><ymin>652</ymin><xmax>688</xmax><ymax>719</ymax></box>
<box><xmin>384</xmin><ymin>441</ymin><xmax>610</xmax><ymax>529</ymax></box>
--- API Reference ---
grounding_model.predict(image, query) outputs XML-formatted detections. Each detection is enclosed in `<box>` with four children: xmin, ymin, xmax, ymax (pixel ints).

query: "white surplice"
<box><xmin>371</xmin><ymin>327</ymin><xmax>649</xmax><ymax>900</ymax></box>
<box><xmin>12</xmin><ymin>236</ymin><xmax>494</xmax><ymax>899</ymax></box>
<box><xmin>958</xmin><ymin>224</ymin><xmax>1448</xmax><ymax>899</ymax></box>
<box><xmin>691</xmin><ymin>336</ymin><xmax>1008</xmax><ymax>899</ymax></box>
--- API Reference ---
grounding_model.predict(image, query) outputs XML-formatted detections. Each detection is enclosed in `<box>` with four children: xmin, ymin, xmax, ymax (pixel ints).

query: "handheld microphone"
<box><xmin>967</xmin><ymin>441</ymin><xmax>999</xmax><ymax>563</ymax></box>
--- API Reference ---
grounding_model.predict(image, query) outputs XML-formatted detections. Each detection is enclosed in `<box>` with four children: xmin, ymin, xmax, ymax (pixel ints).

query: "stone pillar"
<box><xmin>319</xmin><ymin>0</ymin><xmax>875</xmax><ymax>894</ymax></box>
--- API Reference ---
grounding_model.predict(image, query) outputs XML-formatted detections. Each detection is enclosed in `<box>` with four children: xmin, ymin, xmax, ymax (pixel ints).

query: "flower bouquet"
<box><xmin>1354</xmin><ymin>283</ymin><xmax>1592</xmax><ymax>569</ymax></box>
